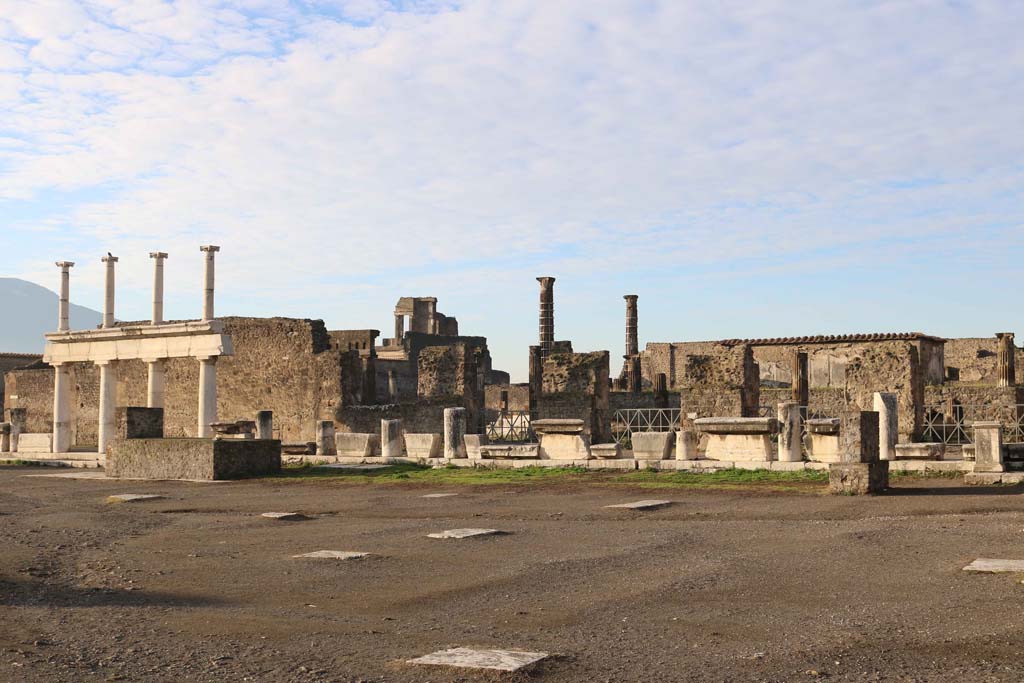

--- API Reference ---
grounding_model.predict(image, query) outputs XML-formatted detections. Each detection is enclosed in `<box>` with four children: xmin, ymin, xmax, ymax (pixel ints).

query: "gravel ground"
<box><xmin>3</xmin><ymin>467</ymin><xmax>1024</xmax><ymax>682</ymax></box>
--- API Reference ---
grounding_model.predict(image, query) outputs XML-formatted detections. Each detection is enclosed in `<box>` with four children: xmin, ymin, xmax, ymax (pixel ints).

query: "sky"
<box><xmin>1</xmin><ymin>0</ymin><xmax>1023</xmax><ymax>381</ymax></box>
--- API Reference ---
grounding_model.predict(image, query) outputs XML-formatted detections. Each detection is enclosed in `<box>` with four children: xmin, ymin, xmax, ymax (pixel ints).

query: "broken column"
<box><xmin>537</xmin><ymin>276</ymin><xmax>555</xmax><ymax>358</ymax></box>
<box><xmin>0</xmin><ymin>423</ymin><xmax>10</xmax><ymax>453</ymax></box>
<box><xmin>791</xmin><ymin>351</ymin><xmax>808</xmax><ymax>406</ymax></box>
<box><xmin>528</xmin><ymin>344</ymin><xmax>543</xmax><ymax>420</ymax></box>
<box><xmin>828</xmin><ymin>411</ymin><xmax>888</xmax><ymax>495</ymax></box>
<box><xmin>997</xmin><ymin>333</ymin><xmax>1016</xmax><ymax>387</ymax></box>
<box><xmin>101</xmin><ymin>253</ymin><xmax>117</xmax><ymax>328</ymax></box>
<box><xmin>55</xmin><ymin>261</ymin><xmax>74</xmax><ymax>332</ymax></box>
<box><xmin>676</xmin><ymin>429</ymin><xmax>698</xmax><ymax>460</ymax></box>
<box><xmin>197</xmin><ymin>356</ymin><xmax>217</xmax><ymax>438</ymax></box>
<box><xmin>316</xmin><ymin>420</ymin><xmax>337</xmax><ymax>456</ymax></box>
<box><xmin>200</xmin><ymin>245</ymin><xmax>219</xmax><ymax>321</ymax></box>
<box><xmin>256</xmin><ymin>410</ymin><xmax>273</xmax><ymax>439</ymax></box>
<box><xmin>777</xmin><ymin>401</ymin><xmax>802</xmax><ymax>463</ymax></box>
<box><xmin>97</xmin><ymin>360</ymin><xmax>117</xmax><ymax>453</ymax></box>
<box><xmin>381</xmin><ymin>419</ymin><xmax>402</xmax><ymax>458</ymax></box>
<box><xmin>444</xmin><ymin>407</ymin><xmax>467</xmax><ymax>458</ymax></box>
<box><xmin>973</xmin><ymin>421</ymin><xmax>1004</xmax><ymax>473</ymax></box>
<box><xmin>873</xmin><ymin>392</ymin><xmax>898</xmax><ymax>461</ymax></box>
<box><xmin>8</xmin><ymin>409</ymin><xmax>25</xmax><ymax>452</ymax></box>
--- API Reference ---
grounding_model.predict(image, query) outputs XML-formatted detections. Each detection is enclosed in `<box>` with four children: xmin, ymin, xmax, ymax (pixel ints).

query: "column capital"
<box><xmin>94</xmin><ymin>359</ymin><xmax>115</xmax><ymax>367</ymax></box>
<box><xmin>101</xmin><ymin>254</ymin><xmax>119</xmax><ymax>263</ymax></box>
<box><xmin>624</xmin><ymin>294</ymin><xmax>638</xmax><ymax>302</ymax></box>
<box><xmin>536</xmin><ymin>276</ymin><xmax>555</xmax><ymax>286</ymax></box>
<box><xmin>141</xmin><ymin>357</ymin><xmax>166</xmax><ymax>364</ymax></box>
<box><xmin>196</xmin><ymin>355</ymin><xmax>219</xmax><ymax>363</ymax></box>
<box><xmin>149</xmin><ymin>252</ymin><xmax>169</xmax><ymax>259</ymax></box>
<box><xmin>55</xmin><ymin>261</ymin><xmax>75</xmax><ymax>269</ymax></box>
<box><xmin>200</xmin><ymin>245</ymin><xmax>221</xmax><ymax>253</ymax></box>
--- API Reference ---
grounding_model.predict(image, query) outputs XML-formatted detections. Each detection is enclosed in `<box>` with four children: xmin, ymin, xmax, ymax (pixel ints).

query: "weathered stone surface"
<box><xmin>705</xmin><ymin>433</ymin><xmax>774</xmax><ymax>462</ymax></box>
<box><xmin>335</xmin><ymin>433</ymin><xmax>380</xmax><ymax>457</ymax></box>
<box><xmin>828</xmin><ymin>461</ymin><xmax>888</xmax><ymax>495</ymax></box>
<box><xmin>443</xmin><ymin>407</ymin><xmax>467</xmax><ymax>458</ymax></box>
<box><xmin>695</xmin><ymin>417</ymin><xmax>779</xmax><ymax>435</ymax></box>
<box><xmin>404</xmin><ymin>433</ymin><xmax>441</xmax><ymax>458</ymax></box>
<box><xmin>806</xmin><ymin>433</ymin><xmax>841</xmax><ymax>462</ymax></box>
<box><xmin>381</xmin><ymin>419</ymin><xmax>402</xmax><ymax>458</ymax></box>
<box><xmin>676</xmin><ymin>430</ymin><xmax>698</xmax><ymax>460</ymax></box>
<box><xmin>293</xmin><ymin>550</ymin><xmax>369</xmax><ymax>560</ymax></box>
<box><xmin>605</xmin><ymin>499</ymin><xmax>673</xmax><ymax>510</ymax></box>
<box><xmin>481</xmin><ymin>444</ymin><xmax>539</xmax><ymax>459</ymax></box>
<box><xmin>261</xmin><ymin>512</ymin><xmax>307</xmax><ymax>520</ymax></box>
<box><xmin>962</xmin><ymin>558</ymin><xmax>1024</xmax><ymax>573</ymax></box>
<box><xmin>427</xmin><ymin>528</ymin><xmax>505</xmax><ymax>539</ymax></box>
<box><xmin>777</xmin><ymin>401</ymin><xmax>802</xmax><ymax>463</ymax></box>
<box><xmin>16</xmin><ymin>433</ymin><xmax>52</xmax><ymax>453</ymax></box>
<box><xmin>894</xmin><ymin>443</ymin><xmax>945</xmax><ymax>460</ymax></box>
<box><xmin>805</xmin><ymin>418</ymin><xmax>840</xmax><ymax>435</ymax></box>
<box><xmin>464</xmin><ymin>433</ymin><xmax>487</xmax><ymax>459</ymax></box>
<box><xmin>408</xmin><ymin>647</ymin><xmax>548</xmax><ymax>672</ymax></box>
<box><xmin>591</xmin><ymin>443</ymin><xmax>622</xmax><ymax>459</ymax></box>
<box><xmin>873</xmin><ymin>392</ymin><xmax>898</xmax><ymax>461</ymax></box>
<box><xmin>116</xmin><ymin>407</ymin><xmax>164</xmax><ymax>440</ymax></box>
<box><xmin>316</xmin><ymin>420</ymin><xmax>337</xmax><ymax>456</ymax></box>
<box><xmin>107</xmin><ymin>438</ymin><xmax>281</xmax><ymax>480</ymax></box>
<box><xmin>840</xmin><ymin>411</ymin><xmax>879</xmax><ymax>463</ymax></box>
<box><xmin>532</xmin><ymin>418</ymin><xmax>585</xmax><ymax>435</ymax></box>
<box><xmin>107</xmin><ymin>493</ymin><xmax>165</xmax><ymax>503</ymax></box>
<box><xmin>256</xmin><ymin>410</ymin><xmax>273</xmax><ymax>439</ymax></box>
<box><xmin>631</xmin><ymin>432</ymin><xmax>673</xmax><ymax>460</ymax></box>
<box><xmin>538</xmin><ymin>432</ymin><xmax>591</xmax><ymax>460</ymax></box>
<box><xmin>973</xmin><ymin>421</ymin><xmax>1004</xmax><ymax>473</ymax></box>
<box><xmin>422</xmin><ymin>492</ymin><xmax>458</xmax><ymax>498</ymax></box>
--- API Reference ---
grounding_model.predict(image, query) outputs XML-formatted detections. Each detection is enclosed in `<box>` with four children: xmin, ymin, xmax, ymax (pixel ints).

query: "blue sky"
<box><xmin>1</xmin><ymin>0</ymin><xmax>1022</xmax><ymax>380</ymax></box>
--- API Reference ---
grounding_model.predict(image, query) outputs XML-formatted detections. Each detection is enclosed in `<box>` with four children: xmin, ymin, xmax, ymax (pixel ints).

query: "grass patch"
<box><xmin>268</xmin><ymin>463</ymin><xmax>828</xmax><ymax>491</ymax></box>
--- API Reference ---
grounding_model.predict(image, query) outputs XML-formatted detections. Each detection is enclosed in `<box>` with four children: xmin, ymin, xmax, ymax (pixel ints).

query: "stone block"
<box><xmin>962</xmin><ymin>558</ymin><xmax>1024</xmax><ymax>573</ymax></box>
<box><xmin>777</xmin><ymin>401</ymin><xmax>802</xmax><ymax>463</ymax></box>
<box><xmin>873</xmin><ymin>392</ymin><xmax>898</xmax><ymax>461</ymax></box>
<box><xmin>464</xmin><ymin>434</ymin><xmax>488</xmax><ymax>459</ymax></box>
<box><xmin>806</xmin><ymin>433</ymin><xmax>841</xmax><ymax>462</ymax></box>
<box><xmin>443</xmin><ymin>408</ymin><xmax>467</xmax><ymax>458</ymax></box>
<box><xmin>408</xmin><ymin>648</ymin><xmax>548</xmax><ymax>673</ymax></box>
<box><xmin>840</xmin><ymin>411</ymin><xmax>879</xmax><ymax>463</ymax></box>
<box><xmin>894</xmin><ymin>443</ymin><xmax>945</xmax><ymax>460</ymax></box>
<box><xmin>805</xmin><ymin>418</ymin><xmax>840</xmax><ymax>435</ymax></box>
<box><xmin>605</xmin><ymin>499</ymin><xmax>673</xmax><ymax>510</ymax></box>
<box><xmin>538</xmin><ymin>432</ymin><xmax>591</xmax><ymax>460</ymax></box>
<box><xmin>695</xmin><ymin>416</ymin><xmax>779</xmax><ymax>435</ymax></box>
<box><xmin>828</xmin><ymin>461</ymin><xmax>888</xmax><ymax>495</ymax></box>
<box><xmin>531</xmin><ymin>418</ymin><xmax>585</xmax><ymax>435</ymax></box>
<box><xmin>481</xmin><ymin>444</ymin><xmax>539</xmax><ymax>459</ymax></box>
<box><xmin>676</xmin><ymin>430</ymin><xmax>698</xmax><ymax>460</ymax></box>
<box><xmin>381</xmin><ymin>419</ymin><xmax>402</xmax><ymax>458</ymax></box>
<box><xmin>630</xmin><ymin>432</ymin><xmax>674</xmax><ymax>460</ymax></box>
<box><xmin>404</xmin><ymin>433</ymin><xmax>442</xmax><ymax>459</ymax></box>
<box><xmin>256</xmin><ymin>410</ymin><xmax>273</xmax><ymax>439</ymax></box>
<box><xmin>293</xmin><ymin>550</ymin><xmax>369</xmax><ymax>560</ymax></box>
<box><xmin>973</xmin><ymin>421</ymin><xmax>1004</xmax><ymax>473</ymax></box>
<box><xmin>427</xmin><ymin>528</ymin><xmax>505</xmax><ymax>539</ymax></box>
<box><xmin>704</xmin><ymin>433</ymin><xmax>774</xmax><ymax>462</ymax></box>
<box><xmin>116</xmin><ymin>407</ymin><xmax>164</xmax><ymax>440</ymax></box>
<box><xmin>335</xmin><ymin>433</ymin><xmax>380</xmax><ymax>457</ymax></box>
<box><xmin>316</xmin><ymin>420</ymin><xmax>337</xmax><ymax>456</ymax></box>
<box><xmin>16</xmin><ymin>433</ymin><xmax>52</xmax><ymax>454</ymax></box>
<box><xmin>591</xmin><ymin>443</ymin><xmax>623</xmax><ymax>459</ymax></box>
<box><xmin>107</xmin><ymin>438</ymin><xmax>282</xmax><ymax>480</ymax></box>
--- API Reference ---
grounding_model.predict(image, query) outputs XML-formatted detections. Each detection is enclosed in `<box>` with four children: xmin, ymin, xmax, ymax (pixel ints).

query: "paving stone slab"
<box><xmin>315</xmin><ymin>463</ymin><xmax>390</xmax><ymax>470</ymax></box>
<box><xmin>422</xmin><ymin>493</ymin><xmax>459</xmax><ymax>498</ymax></box>
<box><xmin>106</xmin><ymin>494</ymin><xmax>165</xmax><ymax>503</ymax></box>
<box><xmin>293</xmin><ymin>550</ymin><xmax>370</xmax><ymax>560</ymax></box>
<box><xmin>604</xmin><ymin>499</ymin><xmax>674</xmax><ymax>510</ymax></box>
<box><xmin>962</xmin><ymin>558</ymin><xmax>1024</xmax><ymax>573</ymax></box>
<box><xmin>262</xmin><ymin>512</ymin><xmax>308</xmax><ymax>520</ymax></box>
<box><xmin>407</xmin><ymin>647</ymin><xmax>548</xmax><ymax>672</ymax></box>
<box><xmin>427</xmin><ymin>528</ymin><xmax>505</xmax><ymax>539</ymax></box>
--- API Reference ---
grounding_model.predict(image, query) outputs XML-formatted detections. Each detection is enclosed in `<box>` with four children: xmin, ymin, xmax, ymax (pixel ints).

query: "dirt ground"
<box><xmin>4</xmin><ymin>467</ymin><xmax>1024</xmax><ymax>682</ymax></box>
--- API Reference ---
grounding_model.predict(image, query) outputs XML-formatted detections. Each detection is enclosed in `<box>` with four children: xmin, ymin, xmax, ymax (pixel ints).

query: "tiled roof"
<box><xmin>718</xmin><ymin>332</ymin><xmax>945</xmax><ymax>346</ymax></box>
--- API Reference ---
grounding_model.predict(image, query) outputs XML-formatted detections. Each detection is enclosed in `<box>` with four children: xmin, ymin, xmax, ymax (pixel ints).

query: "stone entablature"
<box><xmin>43</xmin><ymin>320</ymin><xmax>232</xmax><ymax>364</ymax></box>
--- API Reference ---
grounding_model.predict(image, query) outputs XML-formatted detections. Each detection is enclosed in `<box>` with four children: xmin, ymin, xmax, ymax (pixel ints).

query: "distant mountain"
<box><xmin>0</xmin><ymin>278</ymin><xmax>103</xmax><ymax>353</ymax></box>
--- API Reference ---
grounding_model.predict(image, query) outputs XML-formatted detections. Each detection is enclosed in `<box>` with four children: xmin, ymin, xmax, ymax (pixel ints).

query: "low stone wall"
<box><xmin>107</xmin><ymin>438</ymin><xmax>281</xmax><ymax>480</ymax></box>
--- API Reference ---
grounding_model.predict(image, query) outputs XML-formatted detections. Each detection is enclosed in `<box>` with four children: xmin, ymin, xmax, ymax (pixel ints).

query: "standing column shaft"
<box><xmin>146</xmin><ymin>359</ymin><xmax>166</xmax><ymax>408</ymax></box>
<box><xmin>444</xmin><ymin>408</ymin><xmax>467</xmax><ymax>458</ymax></box>
<box><xmin>52</xmin><ymin>364</ymin><xmax>71</xmax><ymax>453</ymax></box>
<box><xmin>97</xmin><ymin>361</ymin><xmax>117</xmax><ymax>454</ymax></box>
<box><xmin>792</xmin><ymin>352</ymin><xmax>809</xmax><ymax>406</ymax></box>
<box><xmin>394</xmin><ymin>314</ymin><xmax>404</xmax><ymax>341</ymax></box>
<box><xmin>55</xmin><ymin>262</ymin><xmax>74</xmax><ymax>332</ymax></box>
<box><xmin>624</xmin><ymin>295</ymin><xmax>639</xmax><ymax>357</ymax></box>
<box><xmin>537</xmin><ymin>277</ymin><xmax>555</xmax><ymax>358</ymax></box>
<box><xmin>198</xmin><ymin>357</ymin><xmax>217</xmax><ymax>437</ymax></box>
<box><xmin>777</xmin><ymin>401</ymin><xmax>802</xmax><ymax>462</ymax></box>
<box><xmin>256</xmin><ymin>411</ymin><xmax>273</xmax><ymax>439</ymax></box>
<box><xmin>200</xmin><ymin>245</ymin><xmax>220</xmax><ymax>321</ymax></box>
<box><xmin>101</xmin><ymin>255</ymin><xmax>118</xmax><ymax>328</ymax></box>
<box><xmin>150</xmin><ymin>252</ymin><xmax>168</xmax><ymax>325</ymax></box>
<box><xmin>997</xmin><ymin>333</ymin><xmax>1016</xmax><ymax>387</ymax></box>
<box><xmin>528</xmin><ymin>345</ymin><xmax>543</xmax><ymax>420</ymax></box>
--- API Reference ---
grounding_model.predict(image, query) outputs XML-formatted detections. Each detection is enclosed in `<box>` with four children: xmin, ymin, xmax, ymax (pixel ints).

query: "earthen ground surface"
<box><xmin>3</xmin><ymin>467</ymin><xmax>1024</xmax><ymax>682</ymax></box>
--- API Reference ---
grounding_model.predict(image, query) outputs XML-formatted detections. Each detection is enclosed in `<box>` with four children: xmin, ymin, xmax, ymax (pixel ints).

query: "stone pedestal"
<box><xmin>335</xmin><ymin>433</ymin><xmax>380</xmax><ymax>457</ymax></box>
<box><xmin>873</xmin><ymin>392</ymin><xmax>898</xmax><ymax>461</ymax></box>
<box><xmin>631</xmin><ymin>432</ymin><xmax>673</xmax><ymax>461</ymax></box>
<box><xmin>777</xmin><ymin>401</ymin><xmax>802</xmax><ymax>462</ymax></box>
<box><xmin>405</xmin><ymin>433</ymin><xmax>442</xmax><ymax>458</ymax></box>
<box><xmin>381</xmin><ymin>419</ymin><xmax>403</xmax><ymax>458</ymax></box>
<box><xmin>7</xmin><ymin>408</ymin><xmax>25</xmax><ymax>453</ymax></box>
<box><xmin>444</xmin><ymin>408</ymin><xmax>467</xmax><ymax>458</ymax></box>
<box><xmin>533</xmin><ymin>418</ymin><xmax>591</xmax><ymax>460</ymax></box>
<box><xmin>316</xmin><ymin>420</ymin><xmax>337</xmax><ymax>456</ymax></box>
<box><xmin>256</xmin><ymin>410</ymin><xmax>273</xmax><ymax>440</ymax></box>
<box><xmin>828</xmin><ymin>462</ymin><xmax>889</xmax><ymax>495</ymax></box>
<box><xmin>676</xmin><ymin>430</ymin><xmax>698</xmax><ymax>460</ymax></box>
<box><xmin>695</xmin><ymin>417</ymin><xmax>779</xmax><ymax>462</ymax></box>
<box><xmin>828</xmin><ymin>411</ymin><xmax>887</xmax><ymax>494</ymax></box>
<box><xmin>973</xmin><ymin>421</ymin><xmax>1004</xmax><ymax>473</ymax></box>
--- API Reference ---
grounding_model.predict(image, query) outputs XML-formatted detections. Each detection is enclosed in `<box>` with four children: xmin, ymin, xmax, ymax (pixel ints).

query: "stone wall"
<box><xmin>336</xmin><ymin>399</ymin><xmax>473</xmax><ymax>436</ymax></box>
<box><xmin>676</xmin><ymin>344</ymin><xmax>760</xmax><ymax>423</ymax></box>
<box><xmin>843</xmin><ymin>340</ymin><xmax>923</xmax><ymax>442</ymax></box>
<box><xmin>536</xmin><ymin>350</ymin><xmax>610</xmax><ymax>442</ymax></box>
<box><xmin>4</xmin><ymin>317</ymin><xmax>365</xmax><ymax>446</ymax></box>
<box><xmin>944</xmin><ymin>337</ymin><xmax>1023</xmax><ymax>384</ymax></box>
<box><xmin>484</xmin><ymin>383</ymin><xmax>530</xmax><ymax>412</ymax></box>
<box><xmin>0</xmin><ymin>353</ymin><xmax>41</xmax><ymax>415</ymax></box>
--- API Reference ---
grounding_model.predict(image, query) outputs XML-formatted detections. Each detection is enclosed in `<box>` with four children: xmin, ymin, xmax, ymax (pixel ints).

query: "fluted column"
<box><xmin>150</xmin><ymin>252</ymin><xmax>168</xmax><ymax>325</ymax></box>
<box><xmin>197</xmin><ymin>356</ymin><xmax>217</xmax><ymax>437</ymax></box>
<box><xmin>97</xmin><ymin>360</ymin><xmax>117</xmax><ymax>454</ymax></box>
<box><xmin>997</xmin><ymin>333</ymin><xmax>1016</xmax><ymax>387</ymax></box>
<box><xmin>200</xmin><ymin>245</ymin><xmax>220</xmax><ymax>321</ymax></box>
<box><xmin>101</xmin><ymin>254</ymin><xmax>118</xmax><ymax>328</ymax></box>
<box><xmin>52</xmin><ymin>363</ymin><xmax>71</xmax><ymax>453</ymax></box>
<box><xmin>537</xmin><ymin>276</ymin><xmax>555</xmax><ymax>358</ymax></box>
<box><xmin>792</xmin><ymin>351</ymin><xmax>809</xmax><ymax>406</ymax></box>
<box><xmin>55</xmin><ymin>261</ymin><xmax>74</xmax><ymax>332</ymax></box>
<box><xmin>624</xmin><ymin>294</ymin><xmax>638</xmax><ymax>357</ymax></box>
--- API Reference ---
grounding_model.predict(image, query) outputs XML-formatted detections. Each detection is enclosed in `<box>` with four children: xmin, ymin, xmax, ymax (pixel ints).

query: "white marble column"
<box><xmin>97</xmin><ymin>360</ymin><xmax>117</xmax><ymax>454</ymax></box>
<box><xmin>55</xmin><ymin>261</ymin><xmax>74</xmax><ymax>332</ymax></box>
<box><xmin>197</xmin><ymin>356</ymin><xmax>218</xmax><ymax>437</ymax></box>
<box><xmin>200</xmin><ymin>245</ymin><xmax>220</xmax><ymax>321</ymax></box>
<box><xmin>146</xmin><ymin>359</ymin><xmax>166</xmax><ymax>408</ymax></box>
<box><xmin>52</xmin><ymin>363</ymin><xmax>71</xmax><ymax>453</ymax></box>
<box><xmin>872</xmin><ymin>392</ymin><xmax>898</xmax><ymax>461</ymax></box>
<box><xmin>150</xmin><ymin>252</ymin><xmax>167</xmax><ymax>325</ymax></box>
<box><xmin>101</xmin><ymin>254</ymin><xmax>118</xmax><ymax>328</ymax></box>
<box><xmin>777</xmin><ymin>401</ymin><xmax>802</xmax><ymax>462</ymax></box>
<box><xmin>444</xmin><ymin>408</ymin><xmax>467</xmax><ymax>458</ymax></box>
